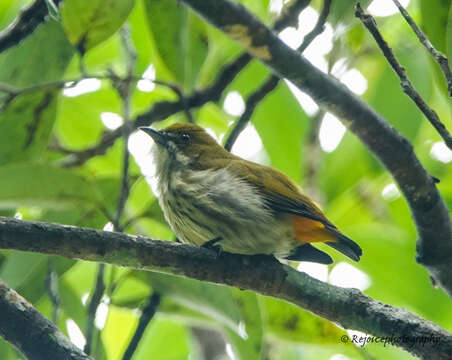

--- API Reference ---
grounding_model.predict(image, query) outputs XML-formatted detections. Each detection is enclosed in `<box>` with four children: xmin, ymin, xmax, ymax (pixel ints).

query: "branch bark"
<box><xmin>178</xmin><ymin>0</ymin><xmax>452</xmax><ymax>298</ymax></box>
<box><xmin>0</xmin><ymin>277</ymin><xmax>93</xmax><ymax>360</ymax></box>
<box><xmin>224</xmin><ymin>0</ymin><xmax>331</xmax><ymax>151</ymax></box>
<box><xmin>391</xmin><ymin>0</ymin><xmax>452</xmax><ymax>97</ymax></box>
<box><xmin>355</xmin><ymin>3</ymin><xmax>452</xmax><ymax>150</ymax></box>
<box><xmin>0</xmin><ymin>0</ymin><xmax>62</xmax><ymax>54</ymax></box>
<box><xmin>0</xmin><ymin>217</ymin><xmax>451</xmax><ymax>359</ymax></box>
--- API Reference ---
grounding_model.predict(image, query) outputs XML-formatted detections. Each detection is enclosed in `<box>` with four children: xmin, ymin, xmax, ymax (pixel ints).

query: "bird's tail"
<box><xmin>325</xmin><ymin>229</ymin><xmax>362</xmax><ymax>262</ymax></box>
<box><xmin>293</xmin><ymin>217</ymin><xmax>362</xmax><ymax>261</ymax></box>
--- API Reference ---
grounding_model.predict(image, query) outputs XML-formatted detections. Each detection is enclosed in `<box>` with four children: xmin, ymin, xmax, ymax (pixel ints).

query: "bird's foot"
<box><xmin>201</xmin><ymin>237</ymin><xmax>223</xmax><ymax>258</ymax></box>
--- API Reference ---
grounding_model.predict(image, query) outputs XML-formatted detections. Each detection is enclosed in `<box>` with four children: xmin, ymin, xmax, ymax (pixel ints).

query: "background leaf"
<box><xmin>61</xmin><ymin>0</ymin><xmax>135</xmax><ymax>52</ymax></box>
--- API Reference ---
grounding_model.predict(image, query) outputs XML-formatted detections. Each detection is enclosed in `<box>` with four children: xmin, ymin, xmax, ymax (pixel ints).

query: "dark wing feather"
<box><xmin>223</xmin><ymin>159</ymin><xmax>334</xmax><ymax>226</ymax></box>
<box><xmin>220</xmin><ymin>159</ymin><xmax>362</xmax><ymax>261</ymax></box>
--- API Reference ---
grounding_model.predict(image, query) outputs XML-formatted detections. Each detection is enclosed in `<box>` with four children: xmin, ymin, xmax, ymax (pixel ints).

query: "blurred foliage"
<box><xmin>0</xmin><ymin>0</ymin><xmax>451</xmax><ymax>359</ymax></box>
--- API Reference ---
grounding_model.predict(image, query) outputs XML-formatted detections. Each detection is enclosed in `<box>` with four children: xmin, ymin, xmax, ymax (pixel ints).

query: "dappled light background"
<box><xmin>0</xmin><ymin>0</ymin><xmax>451</xmax><ymax>359</ymax></box>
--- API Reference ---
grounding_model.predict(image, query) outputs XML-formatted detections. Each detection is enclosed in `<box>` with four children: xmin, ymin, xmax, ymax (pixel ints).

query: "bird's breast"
<box><xmin>157</xmin><ymin>168</ymin><xmax>298</xmax><ymax>256</ymax></box>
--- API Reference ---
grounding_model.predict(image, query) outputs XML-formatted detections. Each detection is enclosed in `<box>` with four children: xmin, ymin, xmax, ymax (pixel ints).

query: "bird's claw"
<box><xmin>201</xmin><ymin>237</ymin><xmax>223</xmax><ymax>257</ymax></box>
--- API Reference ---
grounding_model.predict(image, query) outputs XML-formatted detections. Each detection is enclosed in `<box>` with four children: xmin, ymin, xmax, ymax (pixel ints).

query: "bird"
<box><xmin>140</xmin><ymin>122</ymin><xmax>362</xmax><ymax>264</ymax></box>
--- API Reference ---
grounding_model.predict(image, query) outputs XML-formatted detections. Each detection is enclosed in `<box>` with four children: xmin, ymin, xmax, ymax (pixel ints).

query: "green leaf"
<box><xmin>0</xmin><ymin>20</ymin><xmax>74</xmax><ymax>87</ymax></box>
<box><xmin>110</xmin><ymin>275</ymin><xmax>151</xmax><ymax>308</ymax></box>
<box><xmin>144</xmin><ymin>0</ymin><xmax>208</xmax><ymax>90</ymax></box>
<box><xmin>0</xmin><ymin>91</ymin><xmax>58</xmax><ymax>165</ymax></box>
<box><xmin>132</xmin><ymin>318</ymin><xmax>191</xmax><ymax>360</ymax></box>
<box><xmin>61</xmin><ymin>0</ymin><xmax>135</xmax><ymax>52</ymax></box>
<box><xmin>225</xmin><ymin>290</ymin><xmax>263</xmax><ymax>360</ymax></box>
<box><xmin>253</xmin><ymin>81</ymin><xmax>309</xmax><ymax>183</ymax></box>
<box><xmin>363</xmin><ymin>23</ymin><xmax>433</xmax><ymax>141</ymax></box>
<box><xmin>101</xmin><ymin>305</ymin><xmax>139</xmax><ymax>360</ymax></box>
<box><xmin>0</xmin><ymin>253</ymin><xmax>75</xmax><ymax>305</ymax></box>
<box><xmin>421</xmin><ymin>0</ymin><xmax>451</xmax><ymax>54</ymax></box>
<box><xmin>261</xmin><ymin>296</ymin><xmax>346</xmax><ymax>344</ymax></box>
<box><xmin>58</xmin><ymin>280</ymin><xmax>89</xmax><ymax>331</ymax></box>
<box><xmin>330</xmin><ymin>0</ymin><xmax>371</xmax><ymax>25</ymax></box>
<box><xmin>0</xmin><ymin>252</ymin><xmax>47</xmax><ymax>289</ymax></box>
<box><xmin>55</xmin><ymin>89</ymin><xmax>121</xmax><ymax>150</ymax></box>
<box><xmin>0</xmin><ymin>164</ymin><xmax>102</xmax><ymax>209</ymax></box>
<box><xmin>129</xmin><ymin>0</ymin><xmax>153</xmax><ymax>75</ymax></box>
<box><xmin>421</xmin><ymin>0</ymin><xmax>451</xmax><ymax>98</ymax></box>
<box><xmin>0</xmin><ymin>337</ymin><xmax>18</xmax><ymax>360</ymax></box>
<box><xmin>0</xmin><ymin>21</ymin><xmax>73</xmax><ymax>164</ymax></box>
<box><xmin>0</xmin><ymin>0</ymin><xmax>27</xmax><ymax>28</ymax></box>
<box><xmin>135</xmin><ymin>272</ymin><xmax>243</xmax><ymax>333</ymax></box>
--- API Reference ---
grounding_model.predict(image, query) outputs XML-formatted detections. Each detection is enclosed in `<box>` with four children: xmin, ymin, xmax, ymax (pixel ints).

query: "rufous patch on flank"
<box><xmin>292</xmin><ymin>216</ymin><xmax>336</xmax><ymax>243</ymax></box>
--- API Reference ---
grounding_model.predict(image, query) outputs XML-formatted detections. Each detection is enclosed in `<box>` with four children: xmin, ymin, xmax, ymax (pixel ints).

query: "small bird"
<box><xmin>140</xmin><ymin>123</ymin><xmax>362</xmax><ymax>264</ymax></box>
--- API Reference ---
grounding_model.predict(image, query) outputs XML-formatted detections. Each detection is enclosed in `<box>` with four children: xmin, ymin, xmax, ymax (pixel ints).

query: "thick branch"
<box><xmin>355</xmin><ymin>4</ymin><xmax>452</xmax><ymax>150</ymax></box>
<box><xmin>0</xmin><ymin>277</ymin><xmax>93</xmax><ymax>360</ymax></box>
<box><xmin>0</xmin><ymin>0</ymin><xmax>62</xmax><ymax>53</ymax></box>
<box><xmin>178</xmin><ymin>0</ymin><xmax>452</xmax><ymax>298</ymax></box>
<box><xmin>0</xmin><ymin>217</ymin><xmax>451</xmax><ymax>359</ymax></box>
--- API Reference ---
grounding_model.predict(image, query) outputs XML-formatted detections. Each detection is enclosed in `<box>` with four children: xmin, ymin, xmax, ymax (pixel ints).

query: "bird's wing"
<box><xmin>220</xmin><ymin>159</ymin><xmax>362</xmax><ymax>261</ymax></box>
<box><xmin>224</xmin><ymin>159</ymin><xmax>334</xmax><ymax>226</ymax></box>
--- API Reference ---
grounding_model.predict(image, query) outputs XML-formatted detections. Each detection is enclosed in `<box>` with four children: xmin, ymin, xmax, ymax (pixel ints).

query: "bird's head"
<box><xmin>140</xmin><ymin>123</ymin><xmax>227</xmax><ymax>172</ymax></box>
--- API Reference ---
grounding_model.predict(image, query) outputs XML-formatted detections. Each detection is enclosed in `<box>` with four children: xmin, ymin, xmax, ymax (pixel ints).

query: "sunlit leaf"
<box><xmin>144</xmin><ymin>0</ymin><xmax>208</xmax><ymax>90</ymax></box>
<box><xmin>0</xmin><ymin>164</ymin><xmax>103</xmax><ymax>209</ymax></box>
<box><xmin>0</xmin><ymin>91</ymin><xmax>58</xmax><ymax>165</ymax></box>
<box><xmin>61</xmin><ymin>0</ymin><xmax>135</xmax><ymax>52</ymax></box>
<box><xmin>0</xmin><ymin>20</ymin><xmax>74</xmax><ymax>87</ymax></box>
<box><xmin>261</xmin><ymin>296</ymin><xmax>345</xmax><ymax>344</ymax></box>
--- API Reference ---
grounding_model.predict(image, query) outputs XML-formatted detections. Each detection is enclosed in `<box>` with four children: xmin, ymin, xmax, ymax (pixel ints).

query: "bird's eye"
<box><xmin>181</xmin><ymin>133</ymin><xmax>190</xmax><ymax>144</ymax></box>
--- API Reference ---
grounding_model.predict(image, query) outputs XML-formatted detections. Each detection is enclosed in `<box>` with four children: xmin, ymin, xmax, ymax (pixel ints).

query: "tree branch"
<box><xmin>45</xmin><ymin>258</ymin><xmax>60</xmax><ymax>324</ymax></box>
<box><xmin>355</xmin><ymin>3</ymin><xmax>452</xmax><ymax>150</ymax></box>
<box><xmin>121</xmin><ymin>292</ymin><xmax>161</xmax><ymax>360</ymax></box>
<box><xmin>0</xmin><ymin>276</ymin><xmax>93</xmax><ymax>360</ymax></box>
<box><xmin>0</xmin><ymin>0</ymin><xmax>62</xmax><ymax>54</ymax></box>
<box><xmin>58</xmin><ymin>54</ymin><xmax>251</xmax><ymax>167</ymax></box>
<box><xmin>178</xmin><ymin>0</ymin><xmax>452</xmax><ymax>298</ymax></box>
<box><xmin>57</xmin><ymin>0</ymin><xmax>312</xmax><ymax>167</ymax></box>
<box><xmin>0</xmin><ymin>217</ymin><xmax>451</xmax><ymax>359</ymax></box>
<box><xmin>224</xmin><ymin>75</ymin><xmax>279</xmax><ymax>151</ymax></box>
<box><xmin>391</xmin><ymin>0</ymin><xmax>452</xmax><ymax>97</ymax></box>
<box><xmin>224</xmin><ymin>0</ymin><xmax>331</xmax><ymax>151</ymax></box>
<box><xmin>84</xmin><ymin>263</ymin><xmax>105</xmax><ymax>355</ymax></box>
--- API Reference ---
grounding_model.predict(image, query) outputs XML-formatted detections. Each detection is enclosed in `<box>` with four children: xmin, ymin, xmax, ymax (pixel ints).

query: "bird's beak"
<box><xmin>139</xmin><ymin>127</ymin><xmax>170</xmax><ymax>147</ymax></box>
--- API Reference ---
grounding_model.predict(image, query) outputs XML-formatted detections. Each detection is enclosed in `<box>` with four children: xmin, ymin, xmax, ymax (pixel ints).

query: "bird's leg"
<box><xmin>201</xmin><ymin>237</ymin><xmax>223</xmax><ymax>257</ymax></box>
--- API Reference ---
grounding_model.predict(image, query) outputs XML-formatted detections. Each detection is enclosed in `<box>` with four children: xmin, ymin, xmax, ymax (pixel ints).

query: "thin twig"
<box><xmin>45</xmin><ymin>258</ymin><xmax>60</xmax><ymax>324</ymax></box>
<box><xmin>391</xmin><ymin>0</ymin><xmax>452</xmax><ymax>97</ymax></box>
<box><xmin>114</xmin><ymin>27</ymin><xmax>136</xmax><ymax>230</ymax></box>
<box><xmin>224</xmin><ymin>75</ymin><xmax>279</xmax><ymax>150</ymax></box>
<box><xmin>355</xmin><ymin>3</ymin><xmax>452</xmax><ymax>150</ymax></box>
<box><xmin>57</xmin><ymin>2</ymin><xmax>313</xmax><ymax>167</ymax></box>
<box><xmin>297</xmin><ymin>0</ymin><xmax>332</xmax><ymax>53</ymax></box>
<box><xmin>0</xmin><ymin>73</ymin><xmax>156</xmax><ymax>105</ymax></box>
<box><xmin>84</xmin><ymin>263</ymin><xmax>105</xmax><ymax>355</ymax></box>
<box><xmin>224</xmin><ymin>0</ymin><xmax>332</xmax><ymax>151</ymax></box>
<box><xmin>121</xmin><ymin>293</ymin><xmax>161</xmax><ymax>360</ymax></box>
<box><xmin>304</xmin><ymin>109</ymin><xmax>326</xmax><ymax>201</ymax></box>
<box><xmin>84</xmin><ymin>29</ymin><xmax>137</xmax><ymax>356</ymax></box>
<box><xmin>273</xmin><ymin>0</ymin><xmax>311</xmax><ymax>32</ymax></box>
<box><xmin>152</xmin><ymin>81</ymin><xmax>194</xmax><ymax>123</ymax></box>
